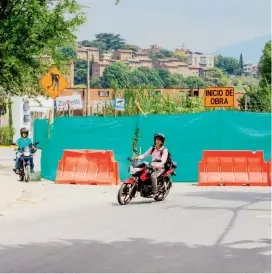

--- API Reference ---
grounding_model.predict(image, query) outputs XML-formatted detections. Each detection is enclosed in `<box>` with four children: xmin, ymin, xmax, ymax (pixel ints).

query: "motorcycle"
<box><xmin>117</xmin><ymin>154</ymin><xmax>178</xmax><ymax>205</ymax></box>
<box><xmin>13</xmin><ymin>142</ymin><xmax>39</xmax><ymax>182</ymax></box>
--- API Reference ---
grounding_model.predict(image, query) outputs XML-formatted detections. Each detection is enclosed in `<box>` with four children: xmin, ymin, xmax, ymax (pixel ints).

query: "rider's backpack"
<box><xmin>150</xmin><ymin>146</ymin><xmax>174</xmax><ymax>169</ymax></box>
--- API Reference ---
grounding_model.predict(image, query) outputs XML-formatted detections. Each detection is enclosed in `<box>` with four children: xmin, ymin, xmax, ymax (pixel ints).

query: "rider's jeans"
<box><xmin>15</xmin><ymin>152</ymin><xmax>34</xmax><ymax>169</ymax></box>
<box><xmin>151</xmin><ymin>168</ymin><xmax>165</xmax><ymax>193</ymax></box>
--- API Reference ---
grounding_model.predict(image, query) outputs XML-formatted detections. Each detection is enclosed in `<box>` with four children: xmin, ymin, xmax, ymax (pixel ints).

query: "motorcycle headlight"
<box><xmin>23</xmin><ymin>152</ymin><xmax>31</xmax><ymax>157</ymax></box>
<box><xmin>129</xmin><ymin>166</ymin><xmax>141</xmax><ymax>175</ymax></box>
<box><xmin>17</xmin><ymin>153</ymin><xmax>22</xmax><ymax>157</ymax></box>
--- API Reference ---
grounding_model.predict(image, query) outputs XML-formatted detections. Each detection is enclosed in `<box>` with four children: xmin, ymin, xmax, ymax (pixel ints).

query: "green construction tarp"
<box><xmin>137</xmin><ymin>110</ymin><xmax>271</xmax><ymax>182</ymax></box>
<box><xmin>41</xmin><ymin>116</ymin><xmax>139</xmax><ymax>181</ymax></box>
<box><xmin>40</xmin><ymin>111</ymin><xmax>271</xmax><ymax>183</ymax></box>
<box><xmin>33</xmin><ymin>119</ymin><xmax>49</xmax><ymax>149</ymax></box>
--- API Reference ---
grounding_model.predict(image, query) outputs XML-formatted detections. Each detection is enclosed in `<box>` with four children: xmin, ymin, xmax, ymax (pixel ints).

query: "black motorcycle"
<box><xmin>13</xmin><ymin>142</ymin><xmax>39</xmax><ymax>182</ymax></box>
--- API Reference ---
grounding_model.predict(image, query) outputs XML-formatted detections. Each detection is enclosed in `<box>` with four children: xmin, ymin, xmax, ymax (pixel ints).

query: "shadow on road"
<box><xmin>169</xmin><ymin>191</ymin><xmax>271</xmax><ymax>247</ymax></box>
<box><xmin>172</xmin><ymin>190</ymin><xmax>271</xmax><ymax>202</ymax></box>
<box><xmin>0</xmin><ymin>237</ymin><xmax>271</xmax><ymax>273</ymax></box>
<box><xmin>111</xmin><ymin>199</ymin><xmax>156</xmax><ymax>206</ymax></box>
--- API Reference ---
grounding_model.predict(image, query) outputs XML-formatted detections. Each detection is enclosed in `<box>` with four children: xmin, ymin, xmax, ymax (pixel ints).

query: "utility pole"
<box><xmin>245</xmin><ymin>94</ymin><xmax>250</xmax><ymax>112</ymax></box>
<box><xmin>245</xmin><ymin>94</ymin><xmax>248</xmax><ymax>111</ymax></box>
<box><xmin>86</xmin><ymin>50</ymin><xmax>90</xmax><ymax>116</ymax></box>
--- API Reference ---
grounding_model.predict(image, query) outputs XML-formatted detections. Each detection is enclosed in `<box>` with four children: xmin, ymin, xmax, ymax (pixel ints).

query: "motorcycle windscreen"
<box><xmin>23</xmin><ymin>146</ymin><xmax>31</xmax><ymax>157</ymax></box>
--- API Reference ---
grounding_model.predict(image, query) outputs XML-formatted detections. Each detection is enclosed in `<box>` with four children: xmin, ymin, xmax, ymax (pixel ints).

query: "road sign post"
<box><xmin>86</xmin><ymin>51</ymin><xmax>90</xmax><ymax>116</ymax></box>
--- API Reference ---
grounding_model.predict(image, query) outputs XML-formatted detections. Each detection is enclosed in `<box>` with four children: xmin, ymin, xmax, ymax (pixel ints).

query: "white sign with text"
<box><xmin>56</xmin><ymin>95</ymin><xmax>83</xmax><ymax>111</ymax></box>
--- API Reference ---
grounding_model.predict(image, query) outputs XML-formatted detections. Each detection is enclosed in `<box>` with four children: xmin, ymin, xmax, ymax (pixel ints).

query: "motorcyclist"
<box><xmin>13</xmin><ymin>127</ymin><xmax>37</xmax><ymax>174</ymax></box>
<box><xmin>135</xmin><ymin>133</ymin><xmax>168</xmax><ymax>197</ymax></box>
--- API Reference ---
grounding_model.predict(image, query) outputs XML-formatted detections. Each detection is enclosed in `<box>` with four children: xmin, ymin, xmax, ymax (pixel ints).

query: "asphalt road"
<box><xmin>0</xmin><ymin>178</ymin><xmax>271</xmax><ymax>273</ymax></box>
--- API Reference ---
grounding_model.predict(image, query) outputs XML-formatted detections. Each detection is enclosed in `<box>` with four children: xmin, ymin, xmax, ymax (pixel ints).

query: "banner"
<box><xmin>56</xmin><ymin>95</ymin><xmax>83</xmax><ymax>111</ymax></box>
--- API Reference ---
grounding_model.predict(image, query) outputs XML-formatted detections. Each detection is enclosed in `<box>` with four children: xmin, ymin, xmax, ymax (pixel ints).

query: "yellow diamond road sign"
<box><xmin>40</xmin><ymin>66</ymin><xmax>68</xmax><ymax>99</ymax></box>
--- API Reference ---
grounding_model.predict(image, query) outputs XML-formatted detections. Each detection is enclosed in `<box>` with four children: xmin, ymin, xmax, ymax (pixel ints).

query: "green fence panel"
<box><xmin>40</xmin><ymin>111</ymin><xmax>271</xmax><ymax>183</ymax></box>
<box><xmin>41</xmin><ymin>116</ymin><xmax>138</xmax><ymax>181</ymax></box>
<box><xmin>216</xmin><ymin>111</ymin><xmax>271</xmax><ymax>162</ymax></box>
<box><xmin>33</xmin><ymin>119</ymin><xmax>49</xmax><ymax>149</ymax></box>
<box><xmin>137</xmin><ymin>110</ymin><xmax>271</xmax><ymax>182</ymax></box>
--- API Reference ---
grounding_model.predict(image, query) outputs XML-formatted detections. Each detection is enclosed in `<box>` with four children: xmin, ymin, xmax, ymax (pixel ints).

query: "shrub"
<box><xmin>0</xmin><ymin>126</ymin><xmax>15</xmax><ymax>146</ymax></box>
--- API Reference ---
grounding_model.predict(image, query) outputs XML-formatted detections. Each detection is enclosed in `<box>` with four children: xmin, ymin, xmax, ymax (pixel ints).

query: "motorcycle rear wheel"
<box><xmin>117</xmin><ymin>183</ymin><xmax>133</xmax><ymax>205</ymax></box>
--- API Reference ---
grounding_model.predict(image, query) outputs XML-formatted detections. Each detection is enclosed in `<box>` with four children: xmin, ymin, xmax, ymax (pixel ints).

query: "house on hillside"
<box><xmin>113</xmin><ymin>49</ymin><xmax>134</xmax><ymax>60</ymax></box>
<box><xmin>92</xmin><ymin>60</ymin><xmax>114</xmax><ymax>79</ymax></box>
<box><xmin>76</xmin><ymin>47</ymin><xmax>100</xmax><ymax>62</ymax></box>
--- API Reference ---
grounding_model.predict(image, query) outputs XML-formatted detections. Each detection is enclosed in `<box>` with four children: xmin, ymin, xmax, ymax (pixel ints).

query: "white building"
<box><xmin>11</xmin><ymin>96</ymin><xmax>53</xmax><ymax>142</ymax></box>
<box><xmin>102</xmin><ymin>51</ymin><xmax>113</xmax><ymax>60</ymax></box>
<box><xmin>187</xmin><ymin>52</ymin><xmax>214</xmax><ymax>68</ymax></box>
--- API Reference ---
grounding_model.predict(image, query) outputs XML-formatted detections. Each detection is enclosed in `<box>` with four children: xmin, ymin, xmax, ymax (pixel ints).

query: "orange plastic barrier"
<box><xmin>56</xmin><ymin>150</ymin><xmax>120</xmax><ymax>185</ymax></box>
<box><xmin>269</xmin><ymin>158</ymin><xmax>272</xmax><ymax>187</ymax></box>
<box><xmin>198</xmin><ymin>150</ymin><xmax>271</xmax><ymax>187</ymax></box>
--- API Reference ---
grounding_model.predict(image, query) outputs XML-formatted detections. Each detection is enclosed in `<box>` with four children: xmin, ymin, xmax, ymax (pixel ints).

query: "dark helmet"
<box><xmin>154</xmin><ymin>133</ymin><xmax>165</xmax><ymax>145</ymax></box>
<box><xmin>20</xmin><ymin>127</ymin><xmax>29</xmax><ymax>138</ymax></box>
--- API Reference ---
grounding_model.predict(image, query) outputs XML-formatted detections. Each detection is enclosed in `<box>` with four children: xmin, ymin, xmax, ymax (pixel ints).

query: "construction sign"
<box><xmin>40</xmin><ymin>66</ymin><xmax>68</xmax><ymax>99</ymax></box>
<box><xmin>204</xmin><ymin>87</ymin><xmax>235</xmax><ymax>107</ymax></box>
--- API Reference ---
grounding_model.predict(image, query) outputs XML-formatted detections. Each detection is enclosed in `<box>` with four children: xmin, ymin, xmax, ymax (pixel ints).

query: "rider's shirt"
<box><xmin>137</xmin><ymin>146</ymin><xmax>168</xmax><ymax>169</ymax></box>
<box><xmin>16</xmin><ymin>137</ymin><xmax>32</xmax><ymax>151</ymax></box>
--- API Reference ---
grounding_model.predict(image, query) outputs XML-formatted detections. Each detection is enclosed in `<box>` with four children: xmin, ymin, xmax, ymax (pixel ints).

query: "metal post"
<box><xmin>245</xmin><ymin>94</ymin><xmax>247</xmax><ymax>111</ymax></box>
<box><xmin>86</xmin><ymin>50</ymin><xmax>90</xmax><ymax>116</ymax></box>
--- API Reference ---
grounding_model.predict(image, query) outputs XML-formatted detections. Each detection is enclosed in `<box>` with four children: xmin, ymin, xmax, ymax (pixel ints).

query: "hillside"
<box><xmin>214</xmin><ymin>34</ymin><xmax>271</xmax><ymax>64</ymax></box>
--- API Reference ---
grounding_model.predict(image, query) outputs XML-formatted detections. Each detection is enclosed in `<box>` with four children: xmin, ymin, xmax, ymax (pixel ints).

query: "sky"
<box><xmin>75</xmin><ymin>0</ymin><xmax>271</xmax><ymax>54</ymax></box>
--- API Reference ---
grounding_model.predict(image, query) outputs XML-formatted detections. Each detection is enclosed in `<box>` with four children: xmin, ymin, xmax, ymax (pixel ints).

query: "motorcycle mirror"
<box><xmin>127</xmin><ymin>157</ymin><xmax>133</xmax><ymax>161</ymax></box>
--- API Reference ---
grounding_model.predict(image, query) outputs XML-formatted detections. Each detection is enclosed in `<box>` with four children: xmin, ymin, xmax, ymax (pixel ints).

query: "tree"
<box><xmin>167</xmin><ymin>74</ymin><xmax>188</xmax><ymax>88</ymax></box>
<box><xmin>148</xmin><ymin>49</ymin><xmax>175</xmax><ymax>60</ymax></box>
<box><xmin>258</xmin><ymin>40</ymin><xmax>271</xmax><ymax>88</ymax></box>
<box><xmin>156</xmin><ymin>68</ymin><xmax>172</xmax><ymax>87</ymax></box>
<box><xmin>148</xmin><ymin>52</ymin><xmax>165</xmax><ymax>60</ymax></box>
<box><xmin>215</xmin><ymin>55</ymin><xmax>240</xmax><ymax>75</ymax></box>
<box><xmin>239</xmin><ymin>85</ymin><xmax>271</xmax><ymax>112</ymax></box>
<box><xmin>240</xmin><ymin>41</ymin><xmax>271</xmax><ymax>112</ymax></box>
<box><xmin>135</xmin><ymin>67</ymin><xmax>164</xmax><ymax>88</ymax></box>
<box><xmin>160</xmin><ymin>49</ymin><xmax>175</xmax><ymax>58</ymax></box>
<box><xmin>58</xmin><ymin>46</ymin><xmax>77</xmax><ymax>61</ymax></box>
<box><xmin>0</xmin><ymin>0</ymin><xmax>86</xmax><ymax>97</ymax></box>
<box><xmin>102</xmin><ymin>61</ymin><xmax>131</xmax><ymax>88</ymax></box>
<box><xmin>90</xmin><ymin>77</ymin><xmax>103</xmax><ymax>88</ymax></box>
<box><xmin>121</xmin><ymin>44</ymin><xmax>139</xmax><ymax>53</ymax></box>
<box><xmin>129</xmin><ymin>68</ymin><xmax>150</xmax><ymax>87</ymax></box>
<box><xmin>239</xmin><ymin>53</ymin><xmax>244</xmax><ymax>74</ymax></box>
<box><xmin>186</xmin><ymin>76</ymin><xmax>206</xmax><ymax>88</ymax></box>
<box><xmin>95</xmin><ymin>33</ymin><xmax>125</xmax><ymax>51</ymax></box>
<box><xmin>174</xmin><ymin>51</ymin><xmax>188</xmax><ymax>63</ymax></box>
<box><xmin>74</xmin><ymin>60</ymin><xmax>87</xmax><ymax>86</ymax></box>
<box><xmin>204</xmin><ymin>67</ymin><xmax>231</xmax><ymax>87</ymax></box>
<box><xmin>78</xmin><ymin>40</ymin><xmax>106</xmax><ymax>56</ymax></box>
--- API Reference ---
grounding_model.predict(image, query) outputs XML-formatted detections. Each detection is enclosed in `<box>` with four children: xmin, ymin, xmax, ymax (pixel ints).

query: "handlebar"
<box><xmin>30</xmin><ymin>142</ymin><xmax>39</xmax><ymax>147</ymax></box>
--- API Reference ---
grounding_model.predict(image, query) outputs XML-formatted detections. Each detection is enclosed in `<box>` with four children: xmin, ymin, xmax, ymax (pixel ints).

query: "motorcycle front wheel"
<box><xmin>24</xmin><ymin>165</ymin><xmax>31</xmax><ymax>183</ymax></box>
<box><xmin>117</xmin><ymin>183</ymin><xmax>133</xmax><ymax>205</ymax></box>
